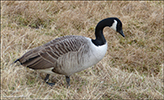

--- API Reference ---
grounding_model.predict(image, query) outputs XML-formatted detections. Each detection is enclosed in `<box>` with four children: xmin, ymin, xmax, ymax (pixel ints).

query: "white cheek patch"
<box><xmin>110</xmin><ymin>20</ymin><xmax>117</xmax><ymax>31</ymax></box>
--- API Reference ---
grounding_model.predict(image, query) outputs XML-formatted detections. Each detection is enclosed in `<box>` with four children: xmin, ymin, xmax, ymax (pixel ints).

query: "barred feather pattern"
<box><xmin>18</xmin><ymin>35</ymin><xmax>94</xmax><ymax>76</ymax></box>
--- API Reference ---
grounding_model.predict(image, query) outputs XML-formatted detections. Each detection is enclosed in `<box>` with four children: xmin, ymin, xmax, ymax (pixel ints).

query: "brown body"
<box><xmin>17</xmin><ymin>35</ymin><xmax>95</xmax><ymax>76</ymax></box>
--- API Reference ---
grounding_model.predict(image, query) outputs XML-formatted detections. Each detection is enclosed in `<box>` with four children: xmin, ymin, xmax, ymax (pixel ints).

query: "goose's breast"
<box><xmin>83</xmin><ymin>38</ymin><xmax>108</xmax><ymax>67</ymax></box>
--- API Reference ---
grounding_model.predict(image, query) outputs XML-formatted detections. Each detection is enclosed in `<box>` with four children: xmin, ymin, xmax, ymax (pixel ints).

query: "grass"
<box><xmin>1</xmin><ymin>1</ymin><xmax>164</xmax><ymax>99</ymax></box>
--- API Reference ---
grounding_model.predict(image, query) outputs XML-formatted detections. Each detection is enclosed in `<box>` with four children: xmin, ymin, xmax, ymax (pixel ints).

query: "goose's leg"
<box><xmin>44</xmin><ymin>74</ymin><xmax>55</xmax><ymax>86</ymax></box>
<box><xmin>65</xmin><ymin>76</ymin><xmax>70</xmax><ymax>88</ymax></box>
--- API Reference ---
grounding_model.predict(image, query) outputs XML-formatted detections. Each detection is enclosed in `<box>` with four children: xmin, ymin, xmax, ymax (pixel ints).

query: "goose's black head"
<box><xmin>110</xmin><ymin>17</ymin><xmax>125</xmax><ymax>37</ymax></box>
<box><xmin>95</xmin><ymin>17</ymin><xmax>125</xmax><ymax>38</ymax></box>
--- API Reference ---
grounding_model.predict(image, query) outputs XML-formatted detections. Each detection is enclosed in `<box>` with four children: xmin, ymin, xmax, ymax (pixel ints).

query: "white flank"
<box><xmin>38</xmin><ymin>67</ymin><xmax>54</xmax><ymax>74</ymax></box>
<box><xmin>110</xmin><ymin>20</ymin><xmax>117</xmax><ymax>31</ymax></box>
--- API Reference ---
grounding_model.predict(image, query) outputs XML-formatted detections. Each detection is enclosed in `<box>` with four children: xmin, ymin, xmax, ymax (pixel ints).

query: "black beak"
<box><xmin>119</xmin><ymin>30</ymin><xmax>125</xmax><ymax>37</ymax></box>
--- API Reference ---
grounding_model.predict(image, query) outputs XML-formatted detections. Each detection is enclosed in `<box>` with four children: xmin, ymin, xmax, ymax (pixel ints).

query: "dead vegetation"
<box><xmin>1</xmin><ymin>1</ymin><xmax>164</xmax><ymax>99</ymax></box>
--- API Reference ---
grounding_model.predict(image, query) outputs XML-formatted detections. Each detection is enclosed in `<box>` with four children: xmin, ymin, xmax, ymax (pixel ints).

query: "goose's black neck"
<box><xmin>92</xmin><ymin>18</ymin><xmax>114</xmax><ymax>46</ymax></box>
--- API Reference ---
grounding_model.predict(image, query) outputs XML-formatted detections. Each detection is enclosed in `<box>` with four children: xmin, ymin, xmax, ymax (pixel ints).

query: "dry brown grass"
<box><xmin>1</xmin><ymin>1</ymin><xmax>164</xmax><ymax>99</ymax></box>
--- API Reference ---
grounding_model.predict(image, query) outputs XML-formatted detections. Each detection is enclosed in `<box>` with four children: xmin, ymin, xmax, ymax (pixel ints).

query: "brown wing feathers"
<box><xmin>14</xmin><ymin>36</ymin><xmax>86</xmax><ymax>70</ymax></box>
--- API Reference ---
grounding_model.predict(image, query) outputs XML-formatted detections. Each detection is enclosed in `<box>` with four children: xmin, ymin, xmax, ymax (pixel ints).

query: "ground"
<box><xmin>1</xmin><ymin>1</ymin><xmax>163</xmax><ymax>99</ymax></box>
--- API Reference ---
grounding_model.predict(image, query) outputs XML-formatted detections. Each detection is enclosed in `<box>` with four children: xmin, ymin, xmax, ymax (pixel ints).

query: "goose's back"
<box><xmin>18</xmin><ymin>35</ymin><xmax>93</xmax><ymax>75</ymax></box>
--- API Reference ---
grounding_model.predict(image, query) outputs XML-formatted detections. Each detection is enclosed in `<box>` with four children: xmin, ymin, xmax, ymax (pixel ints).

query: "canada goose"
<box><xmin>14</xmin><ymin>17</ymin><xmax>125</xmax><ymax>87</ymax></box>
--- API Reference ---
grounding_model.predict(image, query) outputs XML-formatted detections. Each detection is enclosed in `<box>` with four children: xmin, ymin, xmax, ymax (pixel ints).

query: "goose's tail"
<box><xmin>14</xmin><ymin>59</ymin><xmax>19</xmax><ymax>63</ymax></box>
<box><xmin>10</xmin><ymin>58</ymin><xmax>20</xmax><ymax>66</ymax></box>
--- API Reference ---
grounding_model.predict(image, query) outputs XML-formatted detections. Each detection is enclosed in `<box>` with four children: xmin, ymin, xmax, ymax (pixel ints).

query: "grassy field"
<box><xmin>1</xmin><ymin>1</ymin><xmax>163</xmax><ymax>99</ymax></box>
